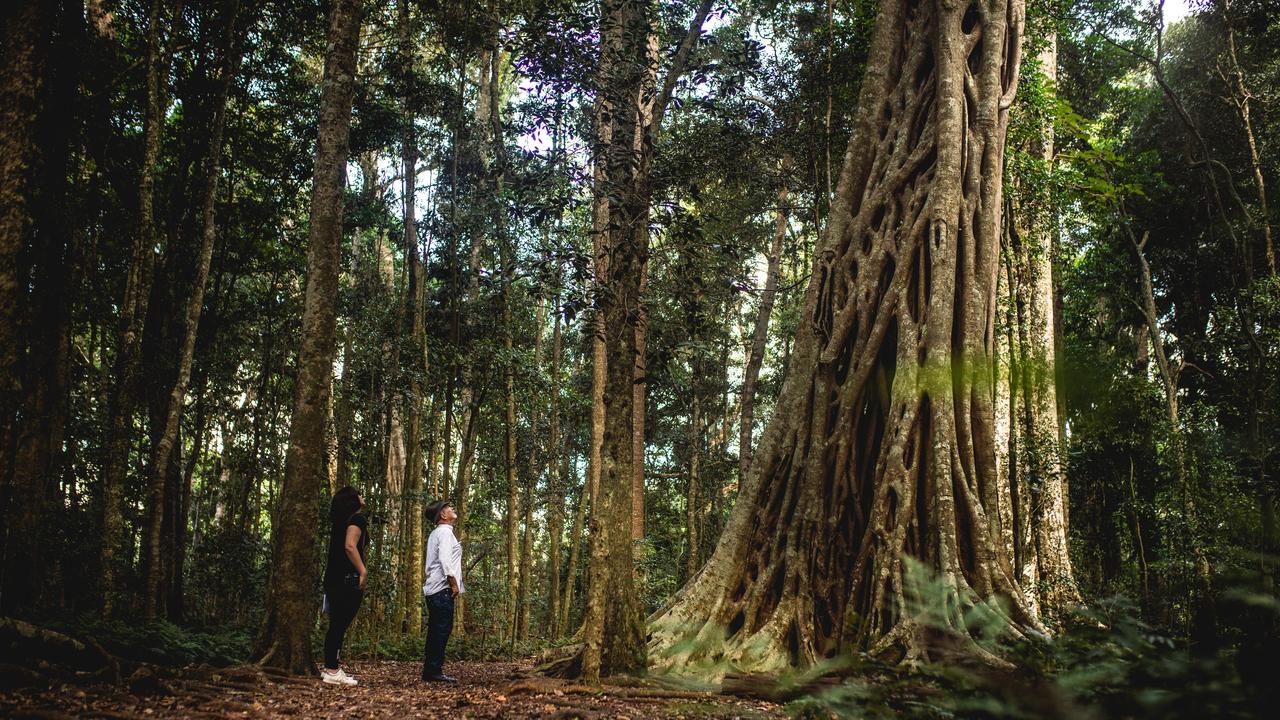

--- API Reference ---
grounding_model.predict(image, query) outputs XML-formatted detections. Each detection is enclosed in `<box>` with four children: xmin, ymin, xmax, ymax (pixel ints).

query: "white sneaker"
<box><xmin>321</xmin><ymin>668</ymin><xmax>358</xmax><ymax>686</ymax></box>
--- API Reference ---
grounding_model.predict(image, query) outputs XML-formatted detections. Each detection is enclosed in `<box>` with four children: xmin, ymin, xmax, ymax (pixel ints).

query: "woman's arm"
<box><xmin>345</xmin><ymin>524</ymin><xmax>367</xmax><ymax>590</ymax></box>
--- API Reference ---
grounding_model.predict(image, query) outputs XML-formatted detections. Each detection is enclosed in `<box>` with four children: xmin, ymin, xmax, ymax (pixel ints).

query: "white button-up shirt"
<box><xmin>423</xmin><ymin>523</ymin><xmax>464</xmax><ymax>597</ymax></box>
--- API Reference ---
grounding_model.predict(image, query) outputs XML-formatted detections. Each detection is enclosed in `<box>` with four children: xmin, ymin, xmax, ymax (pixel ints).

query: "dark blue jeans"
<box><xmin>422</xmin><ymin>589</ymin><xmax>455</xmax><ymax>678</ymax></box>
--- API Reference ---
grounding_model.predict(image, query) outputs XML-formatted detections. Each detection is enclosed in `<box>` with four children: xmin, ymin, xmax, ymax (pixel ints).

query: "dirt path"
<box><xmin>0</xmin><ymin>660</ymin><xmax>785</xmax><ymax>719</ymax></box>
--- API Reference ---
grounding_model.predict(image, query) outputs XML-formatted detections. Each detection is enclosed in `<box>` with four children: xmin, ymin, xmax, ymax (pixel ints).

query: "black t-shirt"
<box><xmin>324</xmin><ymin>513</ymin><xmax>367</xmax><ymax>589</ymax></box>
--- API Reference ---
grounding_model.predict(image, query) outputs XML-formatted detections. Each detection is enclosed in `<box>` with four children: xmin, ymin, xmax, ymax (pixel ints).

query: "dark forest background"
<box><xmin>1</xmin><ymin>0</ymin><xmax>1277</xmax><ymax>715</ymax></box>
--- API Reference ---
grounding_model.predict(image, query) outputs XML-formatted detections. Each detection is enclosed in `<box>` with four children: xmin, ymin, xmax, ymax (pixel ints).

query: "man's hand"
<box><xmin>359</xmin><ymin>571</ymin><xmax>367</xmax><ymax>591</ymax></box>
<box><xmin>448</xmin><ymin>578</ymin><xmax>460</xmax><ymax>597</ymax></box>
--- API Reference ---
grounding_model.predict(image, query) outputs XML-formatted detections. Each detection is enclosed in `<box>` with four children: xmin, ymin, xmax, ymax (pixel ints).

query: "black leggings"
<box><xmin>324</xmin><ymin>585</ymin><xmax>363</xmax><ymax>670</ymax></box>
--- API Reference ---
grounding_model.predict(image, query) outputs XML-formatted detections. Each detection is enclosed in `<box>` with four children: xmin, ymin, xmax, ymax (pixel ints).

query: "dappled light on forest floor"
<box><xmin>0</xmin><ymin>660</ymin><xmax>785</xmax><ymax>719</ymax></box>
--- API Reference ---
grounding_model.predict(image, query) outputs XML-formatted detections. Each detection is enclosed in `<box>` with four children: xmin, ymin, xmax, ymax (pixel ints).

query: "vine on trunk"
<box><xmin>650</xmin><ymin>0</ymin><xmax>1061</xmax><ymax>673</ymax></box>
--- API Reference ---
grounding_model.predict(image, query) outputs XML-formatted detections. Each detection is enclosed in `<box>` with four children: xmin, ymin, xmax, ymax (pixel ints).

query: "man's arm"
<box><xmin>445</xmin><ymin>532</ymin><xmax>463</xmax><ymax>596</ymax></box>
<box><xmin>424</xmin><ymin>531</ymin><xmax>437</xmax><ymax>578</ymax></box>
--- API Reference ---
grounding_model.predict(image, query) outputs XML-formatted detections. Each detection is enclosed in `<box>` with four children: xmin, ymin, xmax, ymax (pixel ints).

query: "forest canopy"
<box><xmin>0</xmin><ymin>0</ymin><xmax>1277</xmax><ymax>715</ymax></box>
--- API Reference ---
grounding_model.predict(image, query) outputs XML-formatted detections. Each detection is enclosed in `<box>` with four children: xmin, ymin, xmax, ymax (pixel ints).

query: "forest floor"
<box><xmin>0</xmin><ymin>659</ymin><xmax>786</xmax><ymax>719</ymax></box>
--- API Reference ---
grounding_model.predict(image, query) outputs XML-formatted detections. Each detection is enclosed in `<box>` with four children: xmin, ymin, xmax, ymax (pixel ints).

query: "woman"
<box><xmin>321</xmin><ymin>486</ymin><xmax>367</xmax><ymax>686</ymax></box>
<box><xmin>421</xmin><ymin>499</ymin><xmax>463</xmax><ymax>683</ymax></box>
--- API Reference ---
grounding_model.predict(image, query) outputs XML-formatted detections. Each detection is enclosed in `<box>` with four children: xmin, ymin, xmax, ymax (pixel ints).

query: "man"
<box><xmin>422</xmin><ymin>499</ymin><xmax>463</xmax><ymax>683</ymax></box>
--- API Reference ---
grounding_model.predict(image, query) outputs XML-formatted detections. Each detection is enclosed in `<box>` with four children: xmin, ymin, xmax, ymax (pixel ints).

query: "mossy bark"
<box><xmin>253</xmin><ymin>0</ymin><xmax>361</xmax><ymax>676</ymax></box>
<box><xmin>651</xmin><ymin>0</ymin><xmax>1059</xmax><ymax>673</ymax></box>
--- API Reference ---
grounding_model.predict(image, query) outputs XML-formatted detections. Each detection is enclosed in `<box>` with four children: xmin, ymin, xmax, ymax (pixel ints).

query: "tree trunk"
<box><xmin>99</xmin><ymin>0</ymin><xmax>168</xmax><ymax>617</ymax></box>
<box><xmin>574</xmin><ymin>0</ymin><xmax>714</xmax><ymax>681</ymax></box>
<box><xmin>518</xmin><ymin>298</ymin><xmax>546</xmax><ymax>642</ymax></box>
<box><xmin>378</xmin><ymin>228</ymin><xmax>407</xmax><ymax>610</ymax></box>
<box><xmin>651</xmin><ymin>0</ymin><xmax>1047</xmax><ymax>672</ymax></box>
<box><xmin>632</xmin><ymin>263</ymin><xmax>648</xmax><ymax>559</ymax></box>
<box><xmin>997</xmin><ymin>32</ymin><xmax>1076</xmax><ymax>622</ymax></box>
<box><xmin>580</xmin><ymin>0</ymin><xmax>651</xmax><ymax>681</ymax></box>
<box><xmin>142</xmin><ymin>0</ymin><xmax>243</xmax><ymax>619</ymax></box>
<box><xmin>519</xmin><ymin>464</ymin><xmax>535</xmax><ymax>642</ymax></box>
<box><xmin>1217</xmin><ymin>0</ymin><xmax>1275</xmax><ymax>276</ymax></box>
<box><xmin>504</xmin><ymin>287</ymin><xmax>520</xmax><ymax>644</ymax></box>
<box><xmin>2</xmin><ymin>0</ymin><xmax>78</xmax><ymax>617</ymax></box>
<box><xmin>686</xmin><ymin>391</ymin><xmax>702</xmax><ymax>582</ymax></box>
<box><xmin>446</xmin><ymin>47</ymin><xmax>496</xmax><ymax>641</ymax></box>
<box><xmin>587</xmin><ymin>114</ymin><xmax>609</xmax><ymax>563</ymax></box>
<box><xmin>561</xmin><ymin>456</ymin><xmax>587</xmax><ymax>635</ymax></box>
<box><xmin>171</xmin><ymin>382</ymin><xmax>209</xmax><ymax>620</ymax></box>
<box><xmin>0</xmin><ymin>4</ymin><xmax>50</xmax><ymax>521</ymax></box>
<box><xmin>547</xmin><ymin>286</ymin><xmax>564</xmax><ymax>636</ymax></box>
<box><xmin>479</xmin><ymin>41</ymin><xmax>522</xmax><ymax>646</ymax></box>
<box><xmin>1130</xmin><ymin>230</ymin><xmax>1211</xmax><ymax>593</ymax></box>
<box><xmin>253</xmin><ymin>0</ymin><xmax>360</xmax><ymax>675</ymax></box>
<box><xmin>739</xmin><ymin>165</ymin><xmax>790</xmax><ymax>482</ymax></box>
<box><xmin>631</xmin><ymin>40</ymin><xmax>657</xmax><ymax>557</ymax></box>
<box><xmin>398</xmin><ymin>0</ymin><xmax>425</xmax><ymax>636</ymax></box>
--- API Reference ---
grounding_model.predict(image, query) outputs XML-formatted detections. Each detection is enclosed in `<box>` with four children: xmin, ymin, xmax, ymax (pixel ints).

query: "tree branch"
<box><xmin>651</xmin><ymin>0</ymin><xmax>715</xmax><ymax>134</ymax></box>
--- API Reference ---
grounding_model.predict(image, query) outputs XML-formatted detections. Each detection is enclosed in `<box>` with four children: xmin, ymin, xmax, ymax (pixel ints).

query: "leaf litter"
<box><xmin>0</xmin><ymin>659</ymin><xmax>785</xmax><ymax>719</ymax></box>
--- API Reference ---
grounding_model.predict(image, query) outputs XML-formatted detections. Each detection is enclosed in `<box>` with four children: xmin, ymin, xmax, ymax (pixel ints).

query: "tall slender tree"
<box><xmin>253</xmin><ymin>0</ymin><xmax>361</xmax><ymax>675</ymax></box>
<box><xmin>99</xmin><ymin>0</ymin><xmax>169</xmax><ymax>616</ymax></box>
<box><xmin>739</xmin><ymin>159</ymin><xmax>792</xmax><ymax>482</ymax></box>
<box><xmin>398</xmin><ymin>0</ymin><xmax>426</xmax><ymax>637</ymax></box>
<box><xmin>578</xmin><ymin>0</ymin><xmax>715</xmax><ymax>681</ymax></box>
<box><xmin>547</xmin><ymin>281</ymin><xmax>565</xmax><ymax>636</ymax></box>
<box><xmin>996</xmin><ymin>31</ymin><xmax>1077</xmax><ymax>621</ymax></box>
<box><xmin>142</xmin><ymin>0</ymin><xmax>245</xmax><ymax>620</ymax></box>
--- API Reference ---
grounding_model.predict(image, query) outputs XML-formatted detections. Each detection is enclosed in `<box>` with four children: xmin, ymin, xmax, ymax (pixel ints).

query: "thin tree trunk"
<box><xmin>994</xmin><ymin>240</ymin><xmax>1018</xmax><ymax>570</ymax></box>
<box><xmin>398</xmin><ymin>0</ymin><xmax>425</xmax><ymax>636</ymax></box>
<box><xmin>1217</xmin><ymin>0</ymin><xmax>1275</xmax><ymax>276</ymax></box>
<box><xmin>518</xmin><ymin>298</ymin><xmax>546</xmax><ymax>642</ymax></box>
<box><xmin>480</xmin><ymin>41</ymin><xmax>522</xmax><ymax>646</ymax></box>
<box><xmin>446</xmin><ymin>48</ymin><xmax>495</xmax><ymax>640</ymax></box>
<box><xmin>334</xmin><ymin>287</ymin><xmax>356</xmax><ymax>489</ymax></box>
<box><xmin>685</xmin><ymin>391</ymin><xmax>701</xmax><ymax>581</ymax></box>
<box><xmin>253</xmin><ymin>0</ymin><xmax>360</xmax><ymax>675</ymax></box>
<box><xmin>169</xmin><ymin>380</ymin><xmax>209</xmax><ymax>620</ymax></box>
<box><xmin>1132</xmin><ymin>232</ymin><xmax>1186</xmax><ymax>499</ymax></box>
<box><xmin>1130</xmin><ymin>229</ymin><xmax>1211</xmax><ymax>598</ymax></box>
<box><xmin>378</xmin><ymin>229</ymin><xmax>407</xmax><ymax>607</ymax></box>
<box><xmin>547</xmin><ymin>285</ymin><xmax>564</xmax><ymax>636</ymax></box>
<box><xmin>739</xmin><ymin>164</ymin><xmax>790</xmax><ymax>481</ymax></box>
<box><xmin>824</xmin><ymin>0</ymin><xmax>835</xmax><ymax>203</ymax></box>
<box><xmin>631</xmin><ymin>35</ymin><xmax>658</xmax><ymax>558</ymax></box>
<box><xmin>1127</xmin><ymin>456</ymin><xmax>1152</xmax><ymax>606</ymax></box>
<box><xmin>143</xmin><ymin>0</ymin><xmax>243</xmax><ymax>619</ymax></box>
<box><xmin>519</xmin><ymin>467</ymin><xmax>534</xmax><ymax>642</ymax></box>
<box><xmin>560</xmin><ymin>456</ymin><xmax>586</xmax><ymax>635</ymax></box>
<box><xmin>503</xmin><ymin>289</ymin><xmax>519</xmax><ymax>645</ymax></box>
<box><xmin>440</xmin><ymin>58</ymin><xmax>466</xmax><ymax>496</ymax></box>
<box><xmin>588</xmin><ymin>114</ymin><xmax>608</xmax><ymax>549</ymax></box>
<box><xmin>99</xmin><ymin>0</ymin><xmax>168</xmax><ymax>616</ymax></box>
<box><xmin>632</xmin><ymin>263</ymin><xmax>648</xmax><ymax>558</ymax></box>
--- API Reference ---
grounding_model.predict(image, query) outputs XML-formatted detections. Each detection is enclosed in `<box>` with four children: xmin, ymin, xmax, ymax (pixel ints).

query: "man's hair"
<box><xmin>425</xmin><ymin>499</ymin><xmax>453</xmax><ymax>525</ymax></box>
